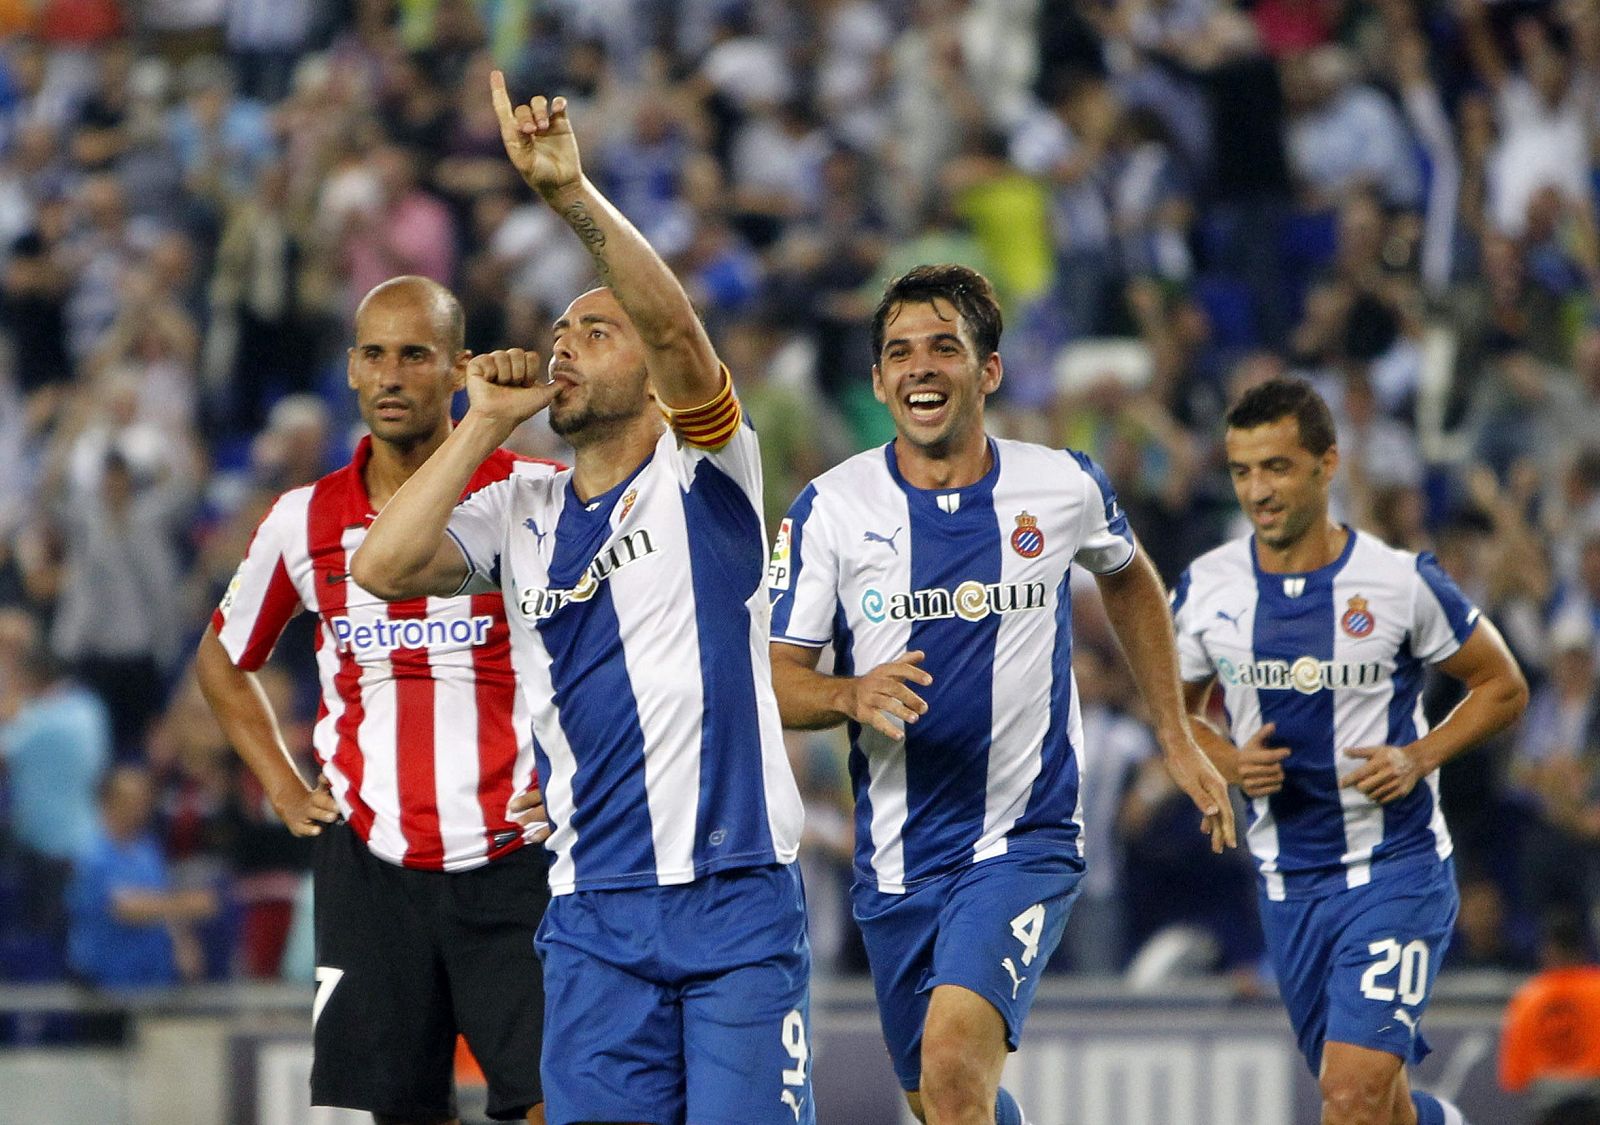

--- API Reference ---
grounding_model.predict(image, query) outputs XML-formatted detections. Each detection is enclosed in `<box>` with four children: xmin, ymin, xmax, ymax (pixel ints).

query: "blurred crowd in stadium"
<box><xmin>0</xmin><ymin>0</ymin><xmax>1596</xmax><ymax>999</ymax></box>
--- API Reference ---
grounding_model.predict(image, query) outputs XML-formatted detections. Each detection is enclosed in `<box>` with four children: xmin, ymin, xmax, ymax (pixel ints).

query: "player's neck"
<box><xmin>570</xmin><ymin>414</ymin><xmax>664</xmax><ymax>503</ymax></box>
<box><xmin>892</xmin><ymin>430</ymin><xmax>991</xmax><ymax>491</ymax></box>
<box><xmin>364</xmin><ymin>427</ymin><xmax>451</xmax><ymax>510</ymax></box>
<box><xmin>1254</xmin><ymin>518</ymin><xmax>1349</xmax><ymax>574</ymax></box>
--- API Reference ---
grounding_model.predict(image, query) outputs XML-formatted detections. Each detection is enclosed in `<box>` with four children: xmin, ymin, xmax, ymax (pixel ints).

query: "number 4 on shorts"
<box><xmin>1010</xmin><ymin>904</ymin><xmax>1046</xmax><ymax>967</ymax></box>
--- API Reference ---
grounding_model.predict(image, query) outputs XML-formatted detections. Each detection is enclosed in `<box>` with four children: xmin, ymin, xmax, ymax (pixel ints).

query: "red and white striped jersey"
<box><xmin>212</xmin><ymin>437</ymin><xmax>562</xmax><ymax>872</ymax></box>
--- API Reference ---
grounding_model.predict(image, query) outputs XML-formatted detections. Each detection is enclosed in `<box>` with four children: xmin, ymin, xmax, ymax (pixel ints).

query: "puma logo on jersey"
<box><xmin>1002</xmin><ymin>957</ymin><xmax>1027</xmax><ymax>999</ymax></box>
<box><xmin>1393</xmin><ymin>1008</ymin><xmax>1417</xmax><ymax>1035</ymax></box>
<box><xmin>863</xmin><ymin>526</ymin><xmax>902</xmax><ymax>554</ymax></box>
<box><xmin>780</xmin><ymin>1090</ymin><xmax>805</xmax><ymax>1121</ymax></box>
<box><xmin>1214</xmin><ymin>607</ymin><xmax>1244</xmax><ymax>629</ymax></box>
<box><xmin>524</xmin><ymin>518</ymin><xmax>548</xmax><ymax>550</ymax></box>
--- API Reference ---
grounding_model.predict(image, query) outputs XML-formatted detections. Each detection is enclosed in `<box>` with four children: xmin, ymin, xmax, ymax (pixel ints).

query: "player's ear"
<box><xmin>451</xmin><ymin>350</ymin><xmax>471</xmax><ymax>391</ymax></box>
<box><xmin>980</xmin><ymin>351</ymin><xmax>1003</xmax><ymax>396</ymax></box>
<box><xmin>871</xmin><ymin>364</ymin><xmax>887</xmax><ymax>405</ymax></box>
<box><xmin>346</xmin><ymin>348</ymin><xmax>359</xmax><ymax>391</ymax></box>
<box><xmin>1322</xmin><ymin>442</ymin><xmax>1339</xmax><ymax>479</ymax></box>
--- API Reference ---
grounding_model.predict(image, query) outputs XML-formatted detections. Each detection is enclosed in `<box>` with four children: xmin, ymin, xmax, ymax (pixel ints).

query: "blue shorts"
<box><xmin>1260</xmin><ymin>858</ymin><xmax>1458</xmax><ymax>1074</ymax></box>
<box><xmin>852</xmin><ymin>849</ymin><xmax>1083</xmax><ymax>1091</ymax></box>
<box><xmin>535</xmin><ymin>863</ymin><xmax>814</xmax><ymax>1125</ymax></box>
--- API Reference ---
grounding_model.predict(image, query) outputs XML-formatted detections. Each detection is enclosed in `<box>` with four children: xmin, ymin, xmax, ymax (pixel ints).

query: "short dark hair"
<box><xmin>871</xmin><ymin>264</ymin><xmax>1003</xmax><ymax>362</ymax></box>
<box><xmin>1225</xmin><ymin>377</ymin><xmax>1338</xmax><ymax>456</ymax></box>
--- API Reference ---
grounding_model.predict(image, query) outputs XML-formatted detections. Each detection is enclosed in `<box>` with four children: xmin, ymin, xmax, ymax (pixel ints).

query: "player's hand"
<box><xmin>1341</xmin><ymin>744</ymin><xmax>1426</xmax><ymax>804</ymax></box>
<box><xmin>507</xmin><ymin>786</ymin><xmax>551</xmax><ymax>844</ymax></box>
<box><xmin>271</xmin><ymin>774</ymin><xmax>340</xmax><ymax>837</ymax></box>
<box><xmin>465</xmin><ymin>348</ymin><xmax>560</xmax><ymax>429</ymax></box>
<box><xmin>490</xmin><ymin>70</ymin><xmax>581</xmax><ymax>197</ymax></box>
<box><xmin>1236</xmin><ymin>722</ymin><xmax>1290</xmax><ymax>799</ymax></box>
<box><xmin>847</xmin><ymin>650</ymin><xmax>933</xmax><ymax>740</ymax></box>
<box><xmin>1161</xmin><ymin>734</ymin><xmax>1237</xmax><ymax>852</ymax></box>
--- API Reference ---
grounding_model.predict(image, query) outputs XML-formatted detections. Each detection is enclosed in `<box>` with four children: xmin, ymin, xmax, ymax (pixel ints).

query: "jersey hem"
<box><xmin>771</xmin><ymin>633</ymin><xmax>829</xmax><ymax>648</ymax></box>
<box><xmin>545</xmin><ymin>847</ymin><xmax>794</xmax><ymax>896</ymax></box>
<box><xmin>1256</xmin><ymin>844</ymin><xmax>1453</xmax><ymax>902</ymax></box>
<box><xmin>853</xmin><ymin>831</ymin><xmax>1084</xmax><ymax>894</ymax></box>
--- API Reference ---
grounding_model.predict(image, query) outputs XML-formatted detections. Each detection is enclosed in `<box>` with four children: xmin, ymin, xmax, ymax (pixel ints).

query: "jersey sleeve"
<box><xmin>768</xmin><ymin>483</ymin><xmax>837</xmax><ymax>648</ymax></box>
<box><xmin>1068</xmin><ymin>450</ymin><xmax>1137</xmax><ymax>575</ymax></box>
<box><xmin>445</xmin><ymin>476</ymin><xmax>517</xmax><ymax>596</ymax></box>
<box><xmin>1411</xmin><ymin>551</ymin><xmax>1481</xmax><ymax>664</ymax></box>
<box><xmin>665</xmin><ymin>367</ymin><xmax>765</xmax><ymax>524</ymax></box>
<box><xmin>1169</xmin><ymin>566</ymin><xmax>1214</xmax><ymax>682</ymax></box>
<box><xmin>212</xmin><ymin>494</ymin><xmax>306</xmax><ymax>672</ymax></box>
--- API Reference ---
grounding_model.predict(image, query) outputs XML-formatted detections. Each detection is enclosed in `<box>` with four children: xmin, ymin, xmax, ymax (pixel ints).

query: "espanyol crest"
<box><xmin>1341</xmin><ymin>594</ymin><xmax>1376</xmax><ymax>638</ymax></box>
<box><xmin>1010</xmin><ymin>511</ymin><xmax>1044</xmax><ymax>558</ymax></box>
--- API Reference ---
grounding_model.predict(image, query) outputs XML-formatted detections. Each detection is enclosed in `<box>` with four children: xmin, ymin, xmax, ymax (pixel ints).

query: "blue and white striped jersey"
<box><xmin>769</xmin><ymin>438</ymin><xmax>1136</xmax><ymax>894</ymax></box>
<box><xmin>1172</xmin><ymin>530</ymin><xmax>1479</xmax><ymax>901</ymax></box>
<box><xmin>446</xmin><ymin>422</ymin><xmax>804</xmax><ymax>896</ymax></box>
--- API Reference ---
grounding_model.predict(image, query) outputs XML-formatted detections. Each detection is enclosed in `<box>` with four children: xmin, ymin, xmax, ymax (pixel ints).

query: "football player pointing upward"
<box><xmin>353</xmin><ymin>77</ymin><xmax>809</xmax><ymax>1125</ymax></box>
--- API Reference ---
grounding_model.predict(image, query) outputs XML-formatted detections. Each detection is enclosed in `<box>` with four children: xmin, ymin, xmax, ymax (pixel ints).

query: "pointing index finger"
<box><xmin>489</xmin><ymin>69</ymin><xmax>523</xmax><ymax>142</ymax></box>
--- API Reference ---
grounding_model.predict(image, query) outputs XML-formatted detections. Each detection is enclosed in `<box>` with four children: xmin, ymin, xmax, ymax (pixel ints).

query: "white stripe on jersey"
<box><xmin>510</xmin><ymin>630</ymin><xmax>580</xmax><ymax>891</ymax></box>
<box><xmin>976</xmin><ymin>474</ymin><xmax>1058</xmax><ymax>862</ymax></box>
<box><xmin>609</xmin><ymin>502</ymin><xmax>704</xmax><ymax>884</ymax></box>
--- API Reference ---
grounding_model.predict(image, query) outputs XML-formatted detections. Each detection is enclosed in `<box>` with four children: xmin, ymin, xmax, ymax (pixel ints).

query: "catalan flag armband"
<box><xmin>665</xmin><ymin>366</ymin><xmax>742</xmax><ymax>451</ymax></box>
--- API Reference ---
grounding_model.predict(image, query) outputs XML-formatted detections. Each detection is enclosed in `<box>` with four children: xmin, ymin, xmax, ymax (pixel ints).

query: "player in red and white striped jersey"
<box><xmin>196</xmin><ymin>275</ymin><xmax>558</xmax><ymax>1125</ymax></box>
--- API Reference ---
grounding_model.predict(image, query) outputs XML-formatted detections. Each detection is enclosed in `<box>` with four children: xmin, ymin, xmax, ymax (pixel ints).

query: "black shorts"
<box><xmin>310</xmin><ymin>822</ymin><xmax>549</xmax><ymax>1120</ymax></box>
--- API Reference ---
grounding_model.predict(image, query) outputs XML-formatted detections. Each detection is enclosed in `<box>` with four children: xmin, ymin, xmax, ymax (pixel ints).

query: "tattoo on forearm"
<box><xmin>563</xmin><ymin>201</ymin><xmax>614</xmax><ymax>284</ymax></box>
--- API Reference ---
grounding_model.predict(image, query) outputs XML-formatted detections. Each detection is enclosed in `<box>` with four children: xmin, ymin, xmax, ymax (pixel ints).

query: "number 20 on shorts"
<box><xmin>1359</xmin><ymin>938</ymin><xmax>1429</xmax><ymax>1006</ymax></box>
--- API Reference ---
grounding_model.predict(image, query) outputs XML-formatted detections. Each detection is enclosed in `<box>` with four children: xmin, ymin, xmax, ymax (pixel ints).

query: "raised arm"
<box><xmin>490</xmin><ymin>71</ymin><xmax>721</xmax><ymax>409</ymax></box>
<box><xmin>1095</xmin><ymin>548</ymin><xmax>1236</xmax><ymax>851</ymax></box>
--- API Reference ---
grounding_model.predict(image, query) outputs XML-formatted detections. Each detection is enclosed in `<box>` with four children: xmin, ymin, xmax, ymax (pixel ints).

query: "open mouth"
<box><xmin>905</xmin><ymin>389</ymin><xmax>949</xmax><ymax>423</ymax></box>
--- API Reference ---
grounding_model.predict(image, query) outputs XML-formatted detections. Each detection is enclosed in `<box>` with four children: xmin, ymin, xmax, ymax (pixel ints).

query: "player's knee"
<box><xmin>919</xmin><ymin>1034</ymin><xmax>992</xmax><ymax>1115</ymax></box>
<box><xmin>1320</xmin><ymin>1069</ymin><xmax>1394</xmax><ymax>1125</ymax></box>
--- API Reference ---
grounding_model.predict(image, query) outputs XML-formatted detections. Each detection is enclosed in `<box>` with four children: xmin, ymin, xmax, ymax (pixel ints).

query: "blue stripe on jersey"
<box><xmin>683</xmin><ymin>459</ymin><xmax>775</xmax><ymax>874</ymax></box>
<box><xmin>1170</xmin><ymin>567</ymin><xmax>1192</xmax><ymax>617</ymax></box>
<box><xmin>538</xmin><ymin>487</ymin><xmax>654</xmax><ymax>885</ymax></box>
<box><xmin>1068</xmin><ymin>449</ymin><xmax>1134</xmax><ymax>545</ymax></box>
<box><xmin>1376</xmin><ymin>636</ymin><xmax>1435</xmax><ymax>872</ymax></box>
<box><xmin>1020</xmin><ymin>568</ymin><xmax>1084</xmax><ymax>851</ymax></box>
<box><xmin>770</xmin><ymin>484</ymin><xmax>818</xmax><ymax>640</ymax></box>
<box><xmin>1253</xmin><ymin>555</ymin><xmax>1343</xmax><ymax>896</ymax></box>
<box><xmin>1416</xmin><ymin>552</ymin><xmax>1477</xmax><ymax>644</ymax></box>
<box><xmin>900</xmin><ymin>487</ymin><xmax>1002</xmax><ymax>881</ymax></box>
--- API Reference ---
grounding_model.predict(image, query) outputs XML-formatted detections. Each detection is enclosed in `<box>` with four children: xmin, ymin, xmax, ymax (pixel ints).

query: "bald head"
<box><xmin>356</xmin><ymin>276</ymin><xmax>465</xmax><ymax>356</ymax></box>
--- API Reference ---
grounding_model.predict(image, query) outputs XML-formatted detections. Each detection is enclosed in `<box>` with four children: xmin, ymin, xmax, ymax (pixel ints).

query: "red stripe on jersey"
<box><xmin>305</xmin><ymin>476</ymin><xmax>377</xmax><ymax>843</ymax></box>
<box><xmin>471</xmin><ymin>591</ymin><xmax>522</xmax><ymax>858</ymax></box>
<box><xmin>222</xmin><ymin>556</ymin><xmax>300</xmax><ymax>671</ymax></box>
<box><xmin>387</xmin><ymin>598</ymin><xmax>443</xmax><ymax>868</ymax></box>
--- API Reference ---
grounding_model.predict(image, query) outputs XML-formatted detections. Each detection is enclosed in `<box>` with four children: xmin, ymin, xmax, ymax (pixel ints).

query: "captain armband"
<box><xmin>663</xmin><ymin>366</ymin><xmax>741</xmax><ymax>451</ymax></box>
